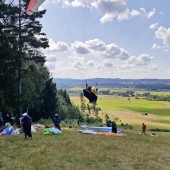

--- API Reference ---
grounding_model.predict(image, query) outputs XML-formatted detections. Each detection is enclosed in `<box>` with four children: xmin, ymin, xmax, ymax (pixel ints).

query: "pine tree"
<box><xmin>80</xmin><ymin>92</ymin><xmax>86</xmax><ymax>113</ymax></box>
<box><xmin>0</xmin><ymin>0</ymin><xmax>49</xmax><ymax>119</ymax></box>
<box><xmin>63</xmin><ymin>89</ymin><xmax>72</xmax><ymax>106</ymax></box>
<box><xmin>41</xmin><ymin>78</ymin><xmax>57</xmax><ymax>119</ymax></box>
<box><xmin>0</xmin><ymin>1</ymin><xmax>19</xmax><ymax>113</ymax></box>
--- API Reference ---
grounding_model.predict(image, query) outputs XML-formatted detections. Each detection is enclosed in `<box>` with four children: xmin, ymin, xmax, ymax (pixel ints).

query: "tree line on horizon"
<box><xmin>0</xmin><ymin>0</ymin><xmax>83</xmax><ymax>123</ymax></box>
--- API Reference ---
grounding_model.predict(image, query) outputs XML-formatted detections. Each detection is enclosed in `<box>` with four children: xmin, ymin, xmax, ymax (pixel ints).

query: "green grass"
<box><xmin>0</xmin><ymin>129</ymin><xmax>170</xmax><ymax>170</ymax></box>
<box><xmin>70</xmin><ymin>95</ymin><xmax>170</xmax><ymax>129</ymax></box>
<box><xmin>1</xmin><ymin>92</ymin><xmax>170</xmax><ymax>169</ymax></box>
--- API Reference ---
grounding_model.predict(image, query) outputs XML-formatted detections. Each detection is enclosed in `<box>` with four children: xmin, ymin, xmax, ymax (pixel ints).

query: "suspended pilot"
<box><xmin>83</xmin><ymin>83</ymin><xmax>98</xmax><ymax>104</ymax></box>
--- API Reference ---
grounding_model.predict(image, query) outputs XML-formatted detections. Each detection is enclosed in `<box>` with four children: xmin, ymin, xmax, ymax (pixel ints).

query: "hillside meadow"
<box><xmin>0</xmin><ymin>92</ymin><xmax>170</xmax><ymax>170</ymax></box>
<box><xmin>70</xmin><ymin>95</ymin><xmax>170</xmax><ymax>129</ymax></box>
<box><xmin>0</xmin><ymin>128</ymin><xmax>170</xmax><ymax>170</ymax></box>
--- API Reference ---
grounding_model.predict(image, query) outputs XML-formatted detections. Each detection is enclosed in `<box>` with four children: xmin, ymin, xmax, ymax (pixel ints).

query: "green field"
<box><xmin>1</xmin><ymin>94</ymin><xmax>170</xmax><ymax>169</ymax></box>
<box><xmin>0</xmin><ymin>129</ymin><xmax>170</xmax><ymax>170</ymax></box>
<box><xmin>70</xmin><ymin>95</ymin><xmax>170</xmax><ymax>129</ymax></box>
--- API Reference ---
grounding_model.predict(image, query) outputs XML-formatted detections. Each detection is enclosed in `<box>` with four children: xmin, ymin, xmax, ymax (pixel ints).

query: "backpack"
<box><xmin>22</xmin><ymin>116</ymin><xmax>32</xmax><ymax>125</ymax></box>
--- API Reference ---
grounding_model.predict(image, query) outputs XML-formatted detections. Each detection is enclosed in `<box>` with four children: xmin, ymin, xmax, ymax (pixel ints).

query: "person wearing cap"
<box><xmin>53</xmin><ymin>114</ymin><xmax>61</xmax><ymax>130</ymax></box>
<box><xmin>21</xmin><ymin>113</ymin><xmax>32</xmax><ymax>139</ymax></box>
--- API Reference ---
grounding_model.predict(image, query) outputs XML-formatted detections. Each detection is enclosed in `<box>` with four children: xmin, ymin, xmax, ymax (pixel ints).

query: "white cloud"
<box><xmin>119</xmin><ymin>48</ymin><xmax>130</xmax><ymax>59</ymax></box>
<box><xmin>102</xmin><ymin>43</ymin><xmax>130</xmax><ymax>59</ymax></box>
<box><xmin>140</xmin><ymin>8</ymin><xmax>146</xmax><ymax>14</ymax></box>
<box><xmin>48</xmin><ymin>39</ymin><xmax>69</xmax><ymax>52</ymax></box>
<box><xmin>130</xmin><ymin>10</ymin><xmax>141</xmax><ymax>17</ymax></box>
<box><xmin>147</xmin><ymin>8</ymin><xmax>156</xmax><ymax>18</ymax></box>
<box><xmin>69</xmin><ymin>54</ymin><xmax>85</xmax><ymax>65</ymax></box>
<box><xmin>149</xmin><ymin>23</ymin><xmax>159</xmax><ymax>30</ymax></box>
<box><xmin>63</xmin><ymin>0</ymin><xmax>91</xmax><ymax>7</ymax></box>
<box><xmin>127</xmin><ymin>54</ymin><xmax>153</xmax><ymax>66</ymax></box>
<box><xmin>117</xmin><ymin>9</ymin><xmax>130</xmax><ymax>21</ymax></box>
<box><xmin>45</xmin><ymin>60</ymin><xmax>63</xmax><ymax>70</ymax></box>
<box><xmin>152</xmin><ymin>43</ymin><xmax>161</xmax><ymax>49</ymax></box>
<box><xmin>96</xmin><ymin>63</ymin><xmax>105</xmax><ymax>70</ymax></box>
<box><xmin>45</xmin><ymin>62</ymin><xmax>56</xmax><ymax>70</ymax></box>
<box><xmin>72</xmin><ymin>60</ymin><xmax>83</xmax><ymax>69</ymax></box>
<box><xmin>103</xmin><ymin>43</ymin><xmax>121</xmax><ymax>58</ymax></box>
<box><xmin>85</xmin><ymin>39</ymin><xmax>106</xmax><ymax>51</ymax></box>
<box><xmin>93</xmin><ymin>0</ymin><xmax>134</xmax><ymax>22</ymax></box>
<box><xmin>44</xmin><ymin>1</ymin><xmax>156</xmax><ymax>24</ymax></box>
<box><xmin>119</xmin><ymin>64</ymin><xmax>133</xmax><ymax>69</ymax></box>
<box><xmin>87</xmin><ymin>60</ymin><xmax>95</xmax><ymax>66</ymax></box>
<box><xmin>43</xmin><ymin>37</ymin><xmax>157</xmax><ymax>78</ymax></box>
<box><xmin>50</xmin><ymin>0</ymin><xmax>141</xmax><ymax>23</ymax></box>
<box><xmin>148</xmin><ymin>64</ymin><xmax>160</xmax><ymax>70</ymax></box>
<box><xmin>100</xmin><ymin>13</ymin><xmax>114</xmax><ymax>24</ymax></box>
<box><xmin>140</xmin><ymin>8</ymin><xmax>156</xmax><ymax>18</ymax></box>
<box><xmin>71</xmin><ymin>41</ymin><xmax>89</xmax><ymax>54</ymax></box>
<box><xmin>155</xmin><ymin>26</ymin><xmax>170</xmax><ymax>45</ymax></box>
<box><xmin>103</xmin><ymin>59</ymin><xmax>113</xmax><ymax>67</ymax></box>
<box><xmin>46</xmin><ymin>54</ymin><xmax>58</xmax><ymax>62</ymax></box>
<box><xmin>92</xmin><ymin>0</ymin><xmax>127</xmax><ymax>14</ymax></box>
<box><xmin>69</xmin><ymin>54</ymin><xmax>86</xmax><ymax>70</ymax></box>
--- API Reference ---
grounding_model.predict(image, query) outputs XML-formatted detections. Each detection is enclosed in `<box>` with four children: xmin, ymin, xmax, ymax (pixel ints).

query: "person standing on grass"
<box><xmin>21</xmin><ymin>113</ymin><xmax>32</xmax><ymax>139</ymax></box>
<box><xmin>53</xmin><ymin>114</ymin><xmax>61</xmax><ymax>130</ymax></box>
<box><xmin>141</xmin><ymin>123</ymin><xmax>147</xmax><ymax>135</ymax></box>
<box><xmin>106</xmin><ymin>120</ymin><xmax>112</xmax><ymax>127</ymax></box>
<box><xmin>111</xmin><ymin>121</ymin><xmax>117</xmax><ymax>133</ymax></box>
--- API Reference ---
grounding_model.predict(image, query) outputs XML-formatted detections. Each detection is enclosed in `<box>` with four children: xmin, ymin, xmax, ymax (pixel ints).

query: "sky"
<box><xmin>37</xmin><ymin>0</ymin><xmax>170</xmax><ymax>79</ymax></box>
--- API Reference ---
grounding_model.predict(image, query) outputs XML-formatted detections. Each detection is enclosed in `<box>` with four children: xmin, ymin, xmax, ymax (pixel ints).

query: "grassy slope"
<box><xmin>70</xmin><ymin>95</ymin><xmax>170</xmax><ymax>129</ymax></box>
<box><xmin>0</xmin><ymin>129</ymin><xmax>170</xmax><ymax>170</ymax></box>
<box><xmin>1</xmin><ymin>93</ymin><xmax>170</xmax><ymax>169</ymax></box>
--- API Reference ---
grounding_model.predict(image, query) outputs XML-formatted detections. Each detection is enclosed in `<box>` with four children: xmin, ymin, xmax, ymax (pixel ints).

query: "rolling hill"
<box><xmin>54</xmin><ymin>78</ymin><xmax>170</xmax><ymax>91</ymax></box>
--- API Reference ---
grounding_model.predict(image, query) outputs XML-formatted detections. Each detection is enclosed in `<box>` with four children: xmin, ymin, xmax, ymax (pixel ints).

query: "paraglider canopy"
<box><xmin>26</xmin><ymin>0</ymin><xmax>45</xmax><ymax>15</ymax></box>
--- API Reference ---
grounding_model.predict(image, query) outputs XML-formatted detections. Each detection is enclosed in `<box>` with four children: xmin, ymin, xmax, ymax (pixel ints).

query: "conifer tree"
<box><xmin>41</xmin><ymin>78</ymin><xmax>57</xmax><ymax>119</ymax></box>
<box><xmin>63</xmin><ymin>89</ymin><xmax>72</xmax><ymax>106</ymax></box>
<box><xmin>80</xmin><ymin>92</ymin><xmax>86</xmax><ymax>113</ymax></box>
<box><xmin>0</xmin><ymin>0</ymin><xmax>49</xmax><ymax>119</ymax></box>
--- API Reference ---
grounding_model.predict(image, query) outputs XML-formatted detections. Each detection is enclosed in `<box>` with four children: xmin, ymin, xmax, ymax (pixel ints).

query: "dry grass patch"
<box><xmin>108</xmin><ymin>110</ymin><xmax>157</xmax><ymax>124</ymax></box>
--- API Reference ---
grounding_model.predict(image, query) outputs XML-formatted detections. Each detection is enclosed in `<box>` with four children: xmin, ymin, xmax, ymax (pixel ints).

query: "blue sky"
<box><xmin>38</xmin><ymin>0</ymin><xmax>170</xmax><ymax>79</ymax></box>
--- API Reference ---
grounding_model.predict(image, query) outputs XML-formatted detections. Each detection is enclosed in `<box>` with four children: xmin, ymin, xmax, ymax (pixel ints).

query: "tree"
<box><xmin>0</xmin><ymin>1</ymin><xmax>19</xmax><ymax>114</ymax></box>
<box><xmin>41</xmin><ymin>78</ymin><xmax>57</xmax><ymax>119</ymax></box>
<box><xmin>80</xmin><ymin>92</ymin><xmax>86</xmax><ymax>113</ymax></box>
<box><xmin>0</xmin><ymin>0</ymin><xmax>49</xmax><ymax>119</ymax></box>
<box><xmin>63</xmin><ymin>89</ymin><xmax>72</xmax><ymax>106</ymax></box>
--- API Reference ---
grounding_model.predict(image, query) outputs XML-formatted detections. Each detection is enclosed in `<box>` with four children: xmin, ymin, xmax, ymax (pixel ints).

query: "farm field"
<box><xmin>70</xmin><ymin>95</ymin><xmax>170</xmax><ymax>129</ymax></box>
